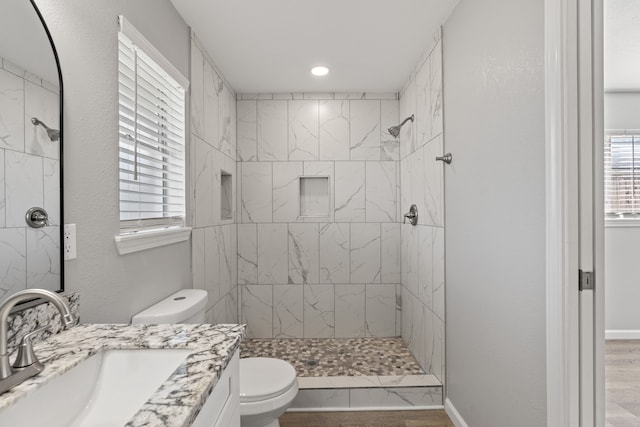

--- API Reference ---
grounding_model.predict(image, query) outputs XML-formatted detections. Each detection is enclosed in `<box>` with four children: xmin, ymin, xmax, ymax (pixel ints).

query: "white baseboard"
<box><xmin>606</xmin><ymin>330</ymin><xmax>640</xmax><ymax>340</ymax></box>
<box><xmin>445</xmin><ymin>398</ymin><xmax>469</xmax><ymax>427</ymax></box>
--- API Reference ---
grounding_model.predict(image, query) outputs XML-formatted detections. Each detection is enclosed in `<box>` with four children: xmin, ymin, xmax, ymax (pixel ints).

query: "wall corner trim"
<box><xmin>444</xmin><ymin>398</ymin><xmax>469</xmax><ymax>427</ymax></box>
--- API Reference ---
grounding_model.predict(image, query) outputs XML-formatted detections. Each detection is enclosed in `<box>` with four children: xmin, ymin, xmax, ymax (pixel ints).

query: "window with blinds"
<box><xmin>604</xmin><ymin>131</ymin><xmax>640</xmax><ymax>218</ymax></box>
<box><xmin>118</xmin><ymin>17</ymin><xmax>187</xmax><ymax>230</ymax></box>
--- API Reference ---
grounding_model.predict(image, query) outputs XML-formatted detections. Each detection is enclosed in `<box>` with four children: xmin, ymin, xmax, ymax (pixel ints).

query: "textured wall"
<box><xmin>236</xmin><ymin>92</ymin><xmax>401</xmax><ymax>339</ymax></box>
<box><xmin>36</xmin><ymin>0</ymin><xmax>192</xmax><ymax>323</ymax></box>
<box><xmin>398</xmin><ymin>30</ymin><xmax>445</xmax><ymax>383</ymax></box>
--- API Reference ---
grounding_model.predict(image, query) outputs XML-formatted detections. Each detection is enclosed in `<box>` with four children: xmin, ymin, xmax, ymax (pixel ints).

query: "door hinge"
<box><xmin>579</xmin><ymin>270</ymin><xmax>594</xmax><ymax>291</ymax></box>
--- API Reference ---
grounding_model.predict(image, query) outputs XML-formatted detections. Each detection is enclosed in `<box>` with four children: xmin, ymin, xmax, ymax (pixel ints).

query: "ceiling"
<box><xmin>605</xmin><ymin>0</ymin><xmax>640</xmax><ymax>91</ymax></box>
<box><xmin>170</xmin><ymin>0</ymin><xmax>460</xmax><ymax>93</ymax></box>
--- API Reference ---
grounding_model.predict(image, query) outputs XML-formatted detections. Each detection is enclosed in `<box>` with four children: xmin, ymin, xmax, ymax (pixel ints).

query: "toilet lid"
<box><xmin>240</xmin><ymin>357</ymin><xmax>297</xmax><ymax>403</ymax></box>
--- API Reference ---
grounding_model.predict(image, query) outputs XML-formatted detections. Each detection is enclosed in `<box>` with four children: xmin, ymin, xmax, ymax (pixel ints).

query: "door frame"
<box><xmin>545</xmin><ymin>0</ymin><xmax>604</xmax><ymax>425</ymax></box>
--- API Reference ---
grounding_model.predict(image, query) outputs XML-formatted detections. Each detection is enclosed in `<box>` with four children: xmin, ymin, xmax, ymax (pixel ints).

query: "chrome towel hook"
<box><xmin>436</xmin><ymin>153</ymin><xmax>452</xmax><ymax>164</ymax></box>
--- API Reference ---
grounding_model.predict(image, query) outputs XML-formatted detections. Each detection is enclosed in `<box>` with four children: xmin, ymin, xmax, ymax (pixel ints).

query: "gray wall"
<box><xmin>443</xmin><ymin>0</ymin><xmax>547</xmax><ymax>425</ymax></box>
<box><xmin>36</xmin><ymin>0</ymin><xmax>192</xmax><ymax>323</ymax></box>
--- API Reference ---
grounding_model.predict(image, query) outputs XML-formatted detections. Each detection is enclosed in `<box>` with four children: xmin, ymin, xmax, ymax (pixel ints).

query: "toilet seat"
<box><xmin>240</xmin><ymin>357</ymin><xmax>297</xmax><ymax>403</ymax></box>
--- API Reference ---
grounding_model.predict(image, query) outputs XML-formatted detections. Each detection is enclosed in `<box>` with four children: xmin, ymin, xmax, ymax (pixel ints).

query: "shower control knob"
<box><xmin>435</xmin><ymin>153</ymin><xmax>452</xmax><ymax>164</ymax></box>
<box><xmin>25</xmin><ymin>207</ymin><xmax>49</xmax><ymax>228</ymax></box>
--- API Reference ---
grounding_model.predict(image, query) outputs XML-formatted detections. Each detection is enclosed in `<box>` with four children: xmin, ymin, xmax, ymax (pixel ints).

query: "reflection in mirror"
<box><xmin>0</xmin><ymin>0</ymin><xmax>63</xmax><ymax>304</ymax></box>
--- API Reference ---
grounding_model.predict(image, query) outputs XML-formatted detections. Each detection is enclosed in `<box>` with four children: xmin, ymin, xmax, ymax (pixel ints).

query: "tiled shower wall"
<box><xmin>189</xmin><ymin>33</ymin><xmax>238</xmax><ymax>324</ymax></box>
<box><xmin>0</xmin><ymin>57</ymin><xmax>60</xmax><ymax>302</ymax></box>
<box><xmin>236</xmin><ymin>93</ymin><xmax>402</xmax><ymax>339</ymax></box>
<box><xmin>400</xmin><ymin>30</ymin><xmax>445</xmax><ymax>382</ymax></box>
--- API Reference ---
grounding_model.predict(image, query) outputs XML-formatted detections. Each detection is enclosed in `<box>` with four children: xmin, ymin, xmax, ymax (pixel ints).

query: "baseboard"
<box><xmin>606</xmin><ymin>330</ymin><xmax>640</xmax><ymax>340</ymax></box>
<box><xmin>445</xmin><ymin>398</ymin><xmax>469</xmax><ymax>427</ymax></box>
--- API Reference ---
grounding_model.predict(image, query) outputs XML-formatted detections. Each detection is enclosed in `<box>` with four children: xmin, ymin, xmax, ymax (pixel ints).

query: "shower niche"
<box><xmin>221</xmin><ymin>170</ymin><xmax>233</xmax><ymax>220</ymax></box>
<box><xmin>299</xmin><ymin>176</ymin><xmax>329</xmax><ymax>218</ymax></box>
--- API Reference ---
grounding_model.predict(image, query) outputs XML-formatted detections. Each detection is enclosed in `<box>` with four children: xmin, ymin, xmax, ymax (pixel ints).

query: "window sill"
<box><xmin>114</xmin><ymin>227</ymin><xmax>192</xmax><ymax>255</ymax></box>
<box><xmin>605</xmin><ymin>218</ymin><xmax>640</xmax><ymax>228</ymax></box>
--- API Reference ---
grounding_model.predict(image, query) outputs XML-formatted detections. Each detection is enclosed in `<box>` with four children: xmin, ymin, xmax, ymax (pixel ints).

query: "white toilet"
<box><xmin>131</xmin><ymin>289</ymin><xmax>298</xmax><ymax>427</ymax></box>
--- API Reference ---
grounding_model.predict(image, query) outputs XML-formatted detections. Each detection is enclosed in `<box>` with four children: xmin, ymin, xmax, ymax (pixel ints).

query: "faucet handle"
<box><xmin>12</xmin><ymin>326</ymin><xmax>50</xmax><ymax>370</ymax></box>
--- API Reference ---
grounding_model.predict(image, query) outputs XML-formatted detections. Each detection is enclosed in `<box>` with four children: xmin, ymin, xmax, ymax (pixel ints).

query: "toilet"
<box><xmin>131</xmin><ymin>289</ymin><xmax>298</xmax><ymax>427</ymax></box>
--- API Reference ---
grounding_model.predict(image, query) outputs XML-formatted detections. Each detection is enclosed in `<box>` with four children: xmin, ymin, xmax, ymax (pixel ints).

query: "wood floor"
<box><xmin>279</xmin><ymin>410</ymin><xmax>454</xmax><ymax>427</ymax></box>
<box><xmin>606</xmin><ymin>340</ymin><xmax>640</xmax><ymax>427</ymax></box>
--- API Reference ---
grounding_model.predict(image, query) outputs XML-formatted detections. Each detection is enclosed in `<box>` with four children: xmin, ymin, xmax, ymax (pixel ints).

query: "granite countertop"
<box><xmin>0</xmin><ymin>323</ymin><xmax>245</xmax><ymax>427</ymax></box>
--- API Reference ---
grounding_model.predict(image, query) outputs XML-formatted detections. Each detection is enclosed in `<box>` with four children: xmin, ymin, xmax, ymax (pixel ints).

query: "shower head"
<box><xmin>31</xmin><ymin>117</ymin><xmax>60</xmax><ymax>142</ymax></box>
<box><xmin>387</xmin><ymin>114</ymin><xmax>414</xmax><ymax>139</ymax></box>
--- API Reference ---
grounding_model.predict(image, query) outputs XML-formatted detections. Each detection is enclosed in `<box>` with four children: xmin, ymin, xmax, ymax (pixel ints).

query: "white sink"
<box><xmin>0</xmin><ymin>348</ymin><xmax>192</xmax><ymax>427</ymax></box>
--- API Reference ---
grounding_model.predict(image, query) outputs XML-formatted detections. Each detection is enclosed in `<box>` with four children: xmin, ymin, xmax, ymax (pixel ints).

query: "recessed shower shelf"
<box><xmin>299</xmin><ymin>176</ymin><xmax>329</xmax><ymax>218</ymax></box>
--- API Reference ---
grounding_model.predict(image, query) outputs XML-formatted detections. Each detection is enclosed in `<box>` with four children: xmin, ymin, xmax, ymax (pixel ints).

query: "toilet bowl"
<box><xmin>131</xmin><ymin>289</ymin><xmax>299</xmax><ymax>427</ymax></box>
<box><xmin>239</xmin><ymin>357</ymin><xmax>298</xmax><ymax>427</ymax></box>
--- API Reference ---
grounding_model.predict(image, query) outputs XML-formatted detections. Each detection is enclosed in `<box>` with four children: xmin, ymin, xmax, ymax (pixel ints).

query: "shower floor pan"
<box><xmin>240</xmin><ymin>337</ymin><xmax>443</xmax><ymax>410</ymax></box>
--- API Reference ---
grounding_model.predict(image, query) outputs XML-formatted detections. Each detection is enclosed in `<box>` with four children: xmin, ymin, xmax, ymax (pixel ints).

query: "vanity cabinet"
<box><xmin>192</xmin><ymin>350</ymin><xmax>240</xmax><ymax>427</ymax></box>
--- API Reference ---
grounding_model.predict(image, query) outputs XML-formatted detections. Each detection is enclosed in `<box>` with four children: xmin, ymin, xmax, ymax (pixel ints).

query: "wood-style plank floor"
<box><xmin>607</xmin><ymin>340</ymin><xmax>640</xmax><ymax>427</ymax></box>
<box><xmin>279</xmin><ymin>409</ymin><xmax>454</xmax><ymax>427</ymax></box>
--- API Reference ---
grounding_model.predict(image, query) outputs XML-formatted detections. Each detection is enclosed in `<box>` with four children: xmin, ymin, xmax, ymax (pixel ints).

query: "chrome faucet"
<box><xmin>0</xmin><ymin>289</ymin><xmax>74</xmax><ymax>395</ymax></box>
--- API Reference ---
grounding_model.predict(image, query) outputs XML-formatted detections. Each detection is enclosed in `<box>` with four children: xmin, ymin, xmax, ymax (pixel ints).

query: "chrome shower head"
<box><xmin>31</xmin><ymin>117</ymin><xmax>60</xmax><ymax>142</ymax></box>
<box><xmin>387</xmin><ymin>114</ymin><xmax>414</xmax><ymax>139</ymax></box>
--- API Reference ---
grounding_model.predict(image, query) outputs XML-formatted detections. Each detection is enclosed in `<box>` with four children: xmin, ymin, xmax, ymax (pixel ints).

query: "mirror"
<box><xmin>0</xmin><ymin>0</ymin><xmax>63</xmax><ymax>304</ymax></box>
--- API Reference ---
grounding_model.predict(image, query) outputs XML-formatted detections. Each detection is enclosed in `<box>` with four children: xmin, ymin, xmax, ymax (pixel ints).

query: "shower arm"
<box><xmin>398</xmin><ymin>114</ymin><xmax>414</xmax><ymax>128</ymax></box>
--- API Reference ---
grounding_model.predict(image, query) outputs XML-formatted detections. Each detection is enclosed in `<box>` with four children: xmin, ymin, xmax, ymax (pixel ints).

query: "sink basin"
<box><xmin>0</xmin><ymin>348</ymin><xmax>192</xmax><ymax>426</ymax></box>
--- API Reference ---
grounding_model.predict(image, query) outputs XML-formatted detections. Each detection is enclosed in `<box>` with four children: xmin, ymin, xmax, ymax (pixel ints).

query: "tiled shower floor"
<box><xmin>240</xmin><ymin>337</ymin><xmax>425</xmax><ymax>377</ymax></box>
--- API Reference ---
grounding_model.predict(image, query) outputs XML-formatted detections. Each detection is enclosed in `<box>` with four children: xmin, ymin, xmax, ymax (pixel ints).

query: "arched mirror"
<box><xmin>0</xmin><ymin>0</ymin><xmax>63</xmax><ymax>304</ymax></box>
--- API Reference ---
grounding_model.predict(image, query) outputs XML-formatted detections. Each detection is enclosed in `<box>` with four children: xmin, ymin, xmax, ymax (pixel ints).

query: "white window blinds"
<box><xmin>118</xmin><ymin>17</ymin><xmax>187</xmax><ymax>229</ymax></box>
<box><xmin>604</xmin><ymin>131</ymin><xmax>640</xmax><ymax>218</ymax></box>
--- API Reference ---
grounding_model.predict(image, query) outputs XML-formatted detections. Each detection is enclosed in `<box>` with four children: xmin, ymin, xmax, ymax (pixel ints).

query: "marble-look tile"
<box><xmin>381</xmin><ymin>100</ymin><xmax>399</xmax><ymax>161</ymax></box>
<box><xmin>334</xmin><ymin>162</ymin><xmax>365</xmax><ymax>222</ymax></box>
<box><xmin>319</xmin><ymin>223</ymin><xmax>349</xmax><ymax>284</ymax></box>
<box><xmin>319</xmin><ymin>100</ymin><xmax>350</xmax><ymax>160</ymax></box>
<box><xmin>289</xmin><ymin>100</ymin><xmax>318</xmax><ymax>160</ymax></box>
<box><xmin>273</xmin><ymin>162</ymin><xmax>302</xmax><ymax>222</ymax></box>
<box><xmin>298</xmin><ymin>375</ymin><xmax>381</xmax><ymax>389</ymax></box>
<box><xmin>377</xmin><ymin>374</ymin><xmax>441</xmax><ymax>387</ymax></box>
<box><xmin>218</xmin><ymin>84</ymin><xmax>232</xmax><ymax>150</ymax></box>
<box><xmin>302</xmin><ymin>161</ymin><xmax>334</xmax><ymax>222</ymax></box>
<box><xmin>430</xmin><ymin>41</ymin><xmax>443</xmax><ymax>139</ymax></box>
<box><xmin>257</xmin><ymin>100</ymin><xmax>287</xmax><ymax>161</ymax></box>
<box><xmin>396</xmin><ymin>284</ymin><xmax>402</xmax><ymax>337</ymax></box>
<box><xmin>218</xmin><ymin>225</ymin><xmax>235</xmax><ymax>298</ymax></box>
<box><xmin>399</xmin><ymin>76</ymin><xmax>416</xmax><ymax>158</ymax></box>
<box><xmin>433</xmin><ymin>226</ymin><xmax>445</xmax><ymax>321</ymax></box>
<box><xmin>413</xmin><ymin>302</ymin><xmax>428</xmax><ymax>371</ymax></box>
<box><xmin>25</xmin><ymin>81</ymin><xmax>59</xmax><ymax>159</ymax></box>
<box><xmin>422</xmin><ymin>135</ymin><xmax>444</xmax><ymax>226</ymax></box>
<box><xmin>0</xmin><ymin>228</ymin><xmax>26</xmax><ymax>303</ymax></box>
<box><xmin>26</xmin><ymin>227</ymin><xmax>60</xmax><ymax>290</ymax></box>
<box><xmin>349</xmin><ymin>387</ymin><xmax>442</xmax><ymax>407</ymax></box>
<box><xmin>291</xmin><ymin>389</ymin><xmax>349</xmax><ymax>409</ymax></box>
<box><xmin>0</xmin><ymin>68</ymin><xmax>24</xmax><ymax>151</ymax></box>
<box><xmin>432</xmin><ymin>314</ymin><xmax>445</xmax><ymax>384</ymax></box>
<box><xmin>416</xmin><ymin>55</ymin><xmax>431</xmax><ymax>149</ymax></box>
<box><xmin>365</xmin><ymin>284</ymin><xmax>396</xmax><ymax>337</ymax></box>
<box><xmin>241</xmin><ymin>285</ymin><xmax>273</xmax><ymax>338</ymax></box>
<box><xmin>42</xmin><ymin>159</ymin><xmax>60</xmax><ymax>226</ymax></box>
<box><xmin>203</xmin><ymin>61</ymin><xmax>219</xmax><ymax>147</ymax></box>
<box><xmin>288</xmin><ymin>223</ymin><xmax>319</xmax><ymax>284</ymax></box>
<box><xmin>204</xmin><ymin>227</ymin><xmax>221</xmax><ymax>305</ymax></box>
<box><xmin>381</xmin><ymin>223</ymin><xmax>401</xmax><ymax>284</ymax></box>
<box><xmin>212</xmin><ymin>288</ymin><xmax>239</xmax><ymax>325</ymax></box>
<box><xmin>5</xmin><ymin>151</ymin><xmax>42</xmax><ymax>227</ymax></box>
<box><xmin>220</xmin><ymin>153</ymin><xmax>236</xmax><ymax>221</ymax></box>
<box><xmin>237</xmin><ymin>224</ymin><xmax>258</xmax><ymax>285</ymax></box>
<box><xmin>350</xmin><ymin>223</ymin><xmax>380</xmax><ymax>283</ymax></box>
<box><xmin>404</xmin><ymin>224</ymin><xmax>419</xmax><ymax>299</ymax></box>
<box><xmin>240</xmin><ymin>162</ymin><xmax>272</xmax><ymax>223</ymax></box>
<box><xmin>273</xmin><ymin>284</ymin><xmax>303</xmax><ymax>338</ymax></box>
<box><xmin>304</xmin><ymin>284</ymin><xmax>335</xmax><ymax>338</ymax></box>
<box><xmin>350</xmin><ymin>100</ymin><xmax>380</xmax><ymax>160</ymax></box>
<box><xmin>193</xmin><ymin>136</ymin><xmax>213</xmax><ymax>227</ymax></box>
<box><xmin>236</xmin><ymin>100</ymin><xmax>257</xmax><ymax>161</ymax></box>
<box><xmin>0</xmin><ymin>150</ymin><xmax>5</xmax><ymax>227</ymax></box>
<box><xmin>190</xmin><ymin>39</ymin><xmax>204</xmax><ymax>139</ymax></box>
<box><xmin>334</xmin><ymin>284</ymin><xmax>365</xmax><ymax>338</ymax></box>
<box><xmin>417</xmin><ymin>226</ymin><xmax>434</xmax><ymax>308</ymax></box>
<box><xmin>257</xmin><ymin>224</ymin><xmax>288</xmax><ymax>284</ymax></box>
<box><xmin>401</xmin><ymin>287</ymin><xmax>414</xmax><ymax>350</ymax></box>
<box><xmin>192</xmin><ymin>228</ymin><xmax>205</xmax><ymax>290</ymax></box>
<box><xmin>366</xmin><ymin>161</ymin><xmax>397</xmax><ymax>222</ymax></box>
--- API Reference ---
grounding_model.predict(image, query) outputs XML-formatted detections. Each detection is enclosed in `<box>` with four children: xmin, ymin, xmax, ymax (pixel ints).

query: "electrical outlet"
<box><xmin>64</xmin><ymin>224</ymin><xmax>77</xmax><ymax>260</ymax></box>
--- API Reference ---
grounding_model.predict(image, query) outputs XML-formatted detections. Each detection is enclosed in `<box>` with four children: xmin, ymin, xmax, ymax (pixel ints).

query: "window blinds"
<box><xmin>604</xmin><ymin>132</ymin><xmax>640</xmax><ymax>217</ymax></box>
<box><xmin>118</xmin><ymin>20</ymin><xmax>187</xmax><ymax>229</ymax></box>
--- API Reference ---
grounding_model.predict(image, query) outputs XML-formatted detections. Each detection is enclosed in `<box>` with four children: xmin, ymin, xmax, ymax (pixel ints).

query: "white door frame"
<box><xmin>545</xmin><ymin>0</ymin><xmax>604</xmax><ymax>425</ymax></box>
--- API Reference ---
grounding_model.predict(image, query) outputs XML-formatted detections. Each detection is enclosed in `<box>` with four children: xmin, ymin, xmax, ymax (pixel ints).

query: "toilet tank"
<box><xmin>131</xmin><ymin>289</ymin><xmax>208</xmax><ymax>324</ymax></box>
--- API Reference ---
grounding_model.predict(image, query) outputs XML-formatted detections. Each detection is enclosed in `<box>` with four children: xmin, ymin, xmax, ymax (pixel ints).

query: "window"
<box><xmin>605</xmin><ymin>131</ymin><xmax>640</xmax><ymax>219</ymax></box>
<box><xmin>118</xmin><ymin>17</ymin><xmax>188</xmax><ymax>231</ymax></box>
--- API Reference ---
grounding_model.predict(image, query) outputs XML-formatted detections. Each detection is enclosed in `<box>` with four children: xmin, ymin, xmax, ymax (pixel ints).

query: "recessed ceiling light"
<box><xmin>311</xmin><ymin>66</ymin><xmax>329</xmax><ymax>77</ymax></box>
